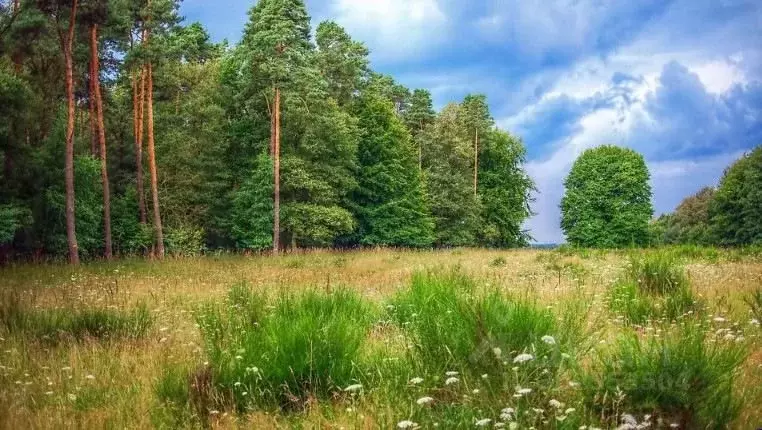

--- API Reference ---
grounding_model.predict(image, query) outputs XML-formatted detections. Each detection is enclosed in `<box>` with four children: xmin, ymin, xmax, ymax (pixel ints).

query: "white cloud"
<box><xmin>328</xmin><ymin>0</ymin><xmax>447</xmax><ymax>64</ymax></box>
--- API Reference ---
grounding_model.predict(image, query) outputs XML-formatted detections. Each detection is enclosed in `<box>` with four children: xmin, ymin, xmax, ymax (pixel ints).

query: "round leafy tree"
<box><xmin>709</xmin><ymin>145</ymin><xmax>762</xmax><ymax>245</ymax></box>
<box><xmin>561</xmin><ymin>145</ymin><xmax>653</xmax><ymax>247</ymax></box>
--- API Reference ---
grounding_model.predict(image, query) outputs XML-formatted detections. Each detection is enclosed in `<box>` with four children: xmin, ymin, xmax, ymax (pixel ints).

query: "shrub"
<box><xmin>581</xmin><ymin>324</ymin><xmax>747</xmax><ymax>428</ymax></box>
<box><xmin>165</xmin><ymin>225</ymin><xmax>206</xmax><ymax>256</ymax></box>
<box><xmin>197</xmin><ymin>286</ymin><xmax>374</xmax><ymax>410</ymax></box>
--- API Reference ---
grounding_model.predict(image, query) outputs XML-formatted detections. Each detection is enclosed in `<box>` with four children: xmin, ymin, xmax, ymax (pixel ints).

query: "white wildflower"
<box><xmin>481</xmin><ymin>373</ymin><xmax>488</xmax><ymax>379</ymax></box>
<box><xmin>445</xmin><ymin>371</ymin><xmax>459</xmax><ymax>376</ymax></box>
<box><xmin>515</xmin><ymin>387</ymin><xmax>532</xmax><ymax>395</ymax></box>
<box><xmin>493</xmin><ymin>347</ymin><xmax>502</xmax><ymax>358</ymax></box>
<box><xmin>541</xmin><ymin>335</ymin><xmax>556</xmax><ymax>345</ymax></box>
<box><xmin>565</xmin><ymin>408</ymin><xmax>576</xmax><ymax>414</ymax></box>
<box><xmin>397</xmin><ymin>420</ymin><xmax>417</xmax><ymax>429</ymax></box>
<box><xmin>621</xmin><ymin>414</ymin><xmax>637</xmax><ymax>425</ymax></box>
<box><xmin>445</xmin><ymin>377</ymin><xmax>459</xmax><ymax>385</ymax></box>
<box><xmin>713</xmin><ymin>317</ymin><xmax>726</xmax><ymax>323</ymax></box>
<box><xmin>669</xmin><ymin>424</ymin><xmax>679</xmax><ymax>429</ymax></box>
<box><xmin>474</xmin><ymin>418</ymin><xmax>491</xmax><ymax>426</ymax></box>
<box><xmin>85</xmin><ymin>374</ymin><xmax>95</xmax><ymax>380</ymax></box>
<box><xmin>416</xmin><ymin>396</ymin><xmax>434</xmax><ymax>405</ymax></box>
<box><xmin>513</xmin><ymin>353</ymin><xmax>534</xmax><ymax>363</ymax></box>
<box><xmin>500</xmin><ymin>407</ymin><xmax>515</xmax><ymax>421</ymax></box>
<box><xmin>409</xmin><ymin>377</ymin><xmax>424</xmax><ymax>385</ymax></box>
<box><xmin>344</xmin><ymin>384</ymin><xmax>363</xmax><ymax>392</ymax></box>
<box><xmin>548</xmin><ymin>399</ymin><xmax>563</xmax><ymax>408</ymax></box>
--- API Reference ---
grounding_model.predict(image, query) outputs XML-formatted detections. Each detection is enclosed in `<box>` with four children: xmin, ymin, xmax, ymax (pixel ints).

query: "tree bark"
<box><xmin>146</xmin><ymin>62</ymin><xmax>164</xmax><ymax>258</ymax></box>
<box><xmin>63</xmin><ymin>0</ymin><xmax>80</xmax><ymax>265</ymax></box>
<box><xmin>133</xmin><ymin>67</ymin><xmax>147</xmax><ymax>224</ymax></box>
<box><xmin>88</xmin><ymin>44</ymin><xmax>98</xmax><ymax>157</ymax></box>
<box><xmin>91</xmin><ymin>24</ymin><xmax>112</xmax><ymax>259</ymax></box>
<box><xmin>272</xmin><ymin>86</ymin><xmax>281</xmax><ymax>254</ymax></box>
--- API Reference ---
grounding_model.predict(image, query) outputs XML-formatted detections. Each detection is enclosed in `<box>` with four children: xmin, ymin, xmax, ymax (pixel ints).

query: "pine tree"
<box><xmin>403</xmin><ymin>89</ymin><xmax>435</xmax><ymax>169</ymax></box>
<box><xmin>353</xmin><ymin>94</ymin><xmax>433</xmax><ymax>247</ymax></box>
<box><xmin>315</xmin><ymin>20</ymin><xmax>368</xmax><ymax>107</ymax></box>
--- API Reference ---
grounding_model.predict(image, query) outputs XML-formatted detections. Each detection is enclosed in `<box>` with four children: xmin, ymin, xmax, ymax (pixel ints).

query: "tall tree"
<box><xmin>353</xmin><ymin>94</ymin><xmax>433</xmax><ymax>247</ymax></box>
<box><xmin>82</xmin><ymin>0</ymin><xmax>111</xmax><ymax>258</ymax></box>
<box><xmin>39</xmin><ymin>0</ymin><xmax>80</xmax><ymax>264</ymax></box>
<box><xmin>561</xmin><ymin>145</ymin><xmax>653</xmax><ymax>247</ymax></box>
<box><xmin>421</xmin><ymin>103</ymin><xmax>480</xmax><ymax>246</ymax></box>
<box><xmin>460</xmin><ymin>94</ymin><xmax>491</xmax><ymax>197</ymax></box>
<box><xmin>241</xmin><ymin>0</ymin><xmax>312</xmax><ymax>253</ymax></box>
<box><xmin>314</xmin><ymin>20</ymin><xmax>368</xmax><ymax>107</ymax></box>
<box><xmin>403</xmin><ymin>89</ymin><xmax>435</xmax><ymax>169</ymax></box>
<box><xmin>710</xmin><ymin>145</ymin><xmax>762</xmax><ymax>245</ymax></box>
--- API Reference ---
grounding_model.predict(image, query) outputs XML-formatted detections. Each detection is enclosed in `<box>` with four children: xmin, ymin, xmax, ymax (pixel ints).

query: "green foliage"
<box><xmin>607</xmin><ymin>252</ymin><xmax>698</xmax><ymax>324</ymax></box>
<box><xmin>561</xmin><ymin>146</ymin><xmax>653</xmax><ymax>248</ymax></box>
<box><xmin>230</xmin><ymin>154</ymin><xmax>273</xmax><ymax>251</ymax></box>
<box><xmin>653</xmin><ymin>187</ymin><xmax>716</xmax><ymax>245</ymax></box>
<box><xmin>745</xmin><ymin>288</ymin><xmax>762</xmax><ymax>324</ymax></box>
<box><xmin>353</xmin><ymin>94</ymin><xmax>434</xmax><ymax>247</ymax></box>
<box><xmin>110</xmin><ymin>187</ymin><xmax>153</xmax><ymax>255</ymax></box>
<box><xmin>315</xmin><ymin>20</ymin><xmax>369</xmax><ymax>106</ymax></box>
<box><xmin>710</xmin><ymin>145</ymin><xmax>762</xmax><ymax>245</ymax></box>
<box><xmin>0</xmin><ymin>203</ymin><xmax>31</xmax><ymax>244</ymax></box>
<box><xmin>580</xmin><ymin>324</ymin><xmax>747</xmax><ymax>428</ymax></box>
<box><xmin>197</xmin><ymin>285</ymin><xmax>373</xmax><ymax>409</ymax></box>
<box><xmin>164</xmin><ymin>225</ymin><xmax>206</xmax><ymax>256</ymax></box>
<box><xmin>478</xmin><ymin>130</ymin><xmax>534</xmax><ymax>247</ymax></box>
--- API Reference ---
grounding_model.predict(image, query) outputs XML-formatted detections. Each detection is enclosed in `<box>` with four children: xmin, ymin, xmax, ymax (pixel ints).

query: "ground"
<box><xmin>0</xmin><ymin>248</ymin><xmax>760</xmax><ymax>429</ymax></box>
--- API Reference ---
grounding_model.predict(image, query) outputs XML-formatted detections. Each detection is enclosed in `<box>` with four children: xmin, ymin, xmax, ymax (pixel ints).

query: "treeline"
<box><xmin>0</xmin><ymin>0</ymin><xmax>535</xmax><ymax>263</ymax></box>
<box><xmin>559</xmin><ymin>145</ymin><xmax>762</xmax><ymax>248</ymax></box>
<box><xmin>651</xmin><ymin>145</ymin><xmax>762</xmax><ymax>246</ymax></box>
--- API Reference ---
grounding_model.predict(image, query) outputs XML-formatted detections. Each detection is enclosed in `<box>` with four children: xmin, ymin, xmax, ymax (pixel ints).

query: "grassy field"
<box><xmin>1</xmin><ymin>247</ymin><xmax>761</xmax><ymax>429</ymax></box>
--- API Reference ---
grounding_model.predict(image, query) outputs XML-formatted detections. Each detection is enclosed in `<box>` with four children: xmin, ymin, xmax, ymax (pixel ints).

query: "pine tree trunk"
<box><xmin>91</xmin><ymin>24</ymin><xmax>112</xmax><ymax>259</ymax></box>
<box><xmin>133</xmin><ymin>67</ymin><xmax>147</xmax><ymax>224</ymax></box>
<box><xmin>272</xmin><ymin>86</ymin><xmax>281</xmax><ymax>254</ymax></box>
<box><xmin>63</xmin><ymin>0</ymin><xmax>80</xmax><ymax>265</ymax></box>
<box><xmin>88</xmin><ymin>46</ymin><xmax>98</xmax><ymax>157</ymax></box>
<box><xmin>146</xmin><ymin>62</ymin><xmax>164</xmax><ymax>259</ymax></box>
<box><xmin>11</xmin><ymin>0</ymin><xmax>22</xmax><ymax>74</ymax></box>
<box><xmin>473</xmin><ymin>128</ymin><xmax>479</xmax><ymax>197</ymax></box>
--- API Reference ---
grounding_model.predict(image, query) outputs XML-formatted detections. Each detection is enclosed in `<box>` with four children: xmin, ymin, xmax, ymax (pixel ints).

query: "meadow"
<box><xmin>1</xmin><ymin>247</ymin><xmax>761</xmax><ymax>429</ymax></box>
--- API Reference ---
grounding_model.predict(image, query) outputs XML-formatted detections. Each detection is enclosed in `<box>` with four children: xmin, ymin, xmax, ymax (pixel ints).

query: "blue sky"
<box><xmin>180</xmin><ymin>0</ymin><xmax>762</xmax><ymax>243</ymax></box>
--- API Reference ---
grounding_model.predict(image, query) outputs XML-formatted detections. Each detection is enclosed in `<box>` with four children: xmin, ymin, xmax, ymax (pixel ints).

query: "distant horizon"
<box><xmin>181</xmin><ymin>0</ymin><xmax>762</xmax><ymax>243</ymax></box>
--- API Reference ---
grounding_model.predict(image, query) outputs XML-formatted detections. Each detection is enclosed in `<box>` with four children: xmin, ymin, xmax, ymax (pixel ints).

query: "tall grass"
<box><xmin>608</xmin><ymin>252</ymin><xmax>699</xmax><ymax>324</ymax></box>
<box><xmin>196</xmin><ymin>285</ymin><xmax>374</xmax><ymax>410</ymax></box>
<box><xmin>0</xmin><ymin>292</ymin><xmax>152</xmax><ymax>342</ymax></box>
<box><xmin>580</xmin><ymin>323</ymin><xmax>747</xmax><ymax>428</ymax></box>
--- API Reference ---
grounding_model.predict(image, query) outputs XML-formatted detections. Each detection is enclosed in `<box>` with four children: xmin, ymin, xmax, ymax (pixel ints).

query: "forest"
<box><xmin>1</xmin><ymin>0</ymin><xmax>536</xmax><ymax>264</ymax></box>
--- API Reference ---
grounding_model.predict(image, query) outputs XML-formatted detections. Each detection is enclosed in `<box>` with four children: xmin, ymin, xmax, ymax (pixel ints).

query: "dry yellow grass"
<box><xmin>1</xmin><ymin>248</ymin><xmax>760</xmax><ymax>429</ymax></box>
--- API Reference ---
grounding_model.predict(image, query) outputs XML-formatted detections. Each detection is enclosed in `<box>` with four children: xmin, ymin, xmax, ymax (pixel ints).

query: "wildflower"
<box><xmin>621</xmin><ymin>414</ymin><xmax>637</xmax><ymax>426</ymax></box>
<box><xmin>500</xmin><ymin>408</ymin><xmax>515</xmax><ymax>421</ymax></box>
<box><xmin>493</xmin><ymin>347</ymin><xmax>502</xmax><ymax>358</ymax></box>
<box><xmin>481</xmin><ymin>373</ymin><xmax>488</xmax><ymax>379</ymax></box>
<box><xmin>159</xmin><ymin>337</ymin><xmax>168</xmax><ymax>343</ymax></box>
<box><xmin>416</xmin><ymin>396</ymin><xmax>434</xmax><ymax>405</ymax></box>
<box><xmin>565</xmin><ymin>408</ymin><xmax>576</xmax><ymax>414</ymax></box>
<box><xmin>513</xmin><ymin>353</ymin><xmax>534</xmax><ymax>363</ymax></box>
<box><xmin>445</xmin><ymin>371</ymin><xmax>459</xmax><ymax>376</ymax></box>
<box><xmin>445</xmin><ymin>377</ymin><xmax>459</xmax><ymax>385</ymax></box>
<box><xmin>475</xmin><ymin>418</ymin><xmax>491</xmax><ymax>426</ymax></box>
<box><xmin>509</xmin><ymin>423</ymin><xmax>518</xmax><ymax>430</ymax></box>
<box><xmin>235</xmin><ymin>355</ymin><xmax>243</xmax><ymax>360</ymax></box>
<box><xmin>85</xmin><ymin>374</ymin><xmax>95</xmax><ymax>380</ymax></box>
<box><xmin>548</xmin><ymin>399</ymin><xmax>563</xmax><ymax>408</ymax></box>
<box><xmin>713</xmin><ymin>317</ymin><xmax>726</xmax><ymax>323</ymax></box>
<box><xmin>397</xmin><ymin>420</ymin><xmax>417</xmax><ymax>429</ymax></box>
<box><xmin>45</xmin><ymin>391</ymin><xmax>54</xmax><ymax>395</ymax></box>
<box><xmin>669</xmin><ymin>424</ymin><xmax>679</xmax><ymax>429</ymax></box>
<box><xmin>344</xmin><ymin>384</ymin><xmax>363</xmax><ymax>392</ymax></box>
<box><xmin>472</xmin><ymin>389</ymin><xmax>480</xmax><ymax>394</ymax></box>
<box><xmin>234</xmin><ymin>381</ymin><xmax>242</xmax><ymax>387</ymax></box>
<box><xmin>209</xmin><ymin>410</ymin><xmax>219</xmax><ymax>415</ymax></box>
<box><xmin>409</xmin><ymin>377</ymin><xmax>424</xmax><ymax>385</ymax></box>
<box><xmin>67</xmin><ymin>393</ymin><xmax>76</xmax><ymax>401</ymax></box>
<box><xmin>515</xmin><ymin>387</ymin><xmax>532</xmax><ymax>395</ymax></box>
<box><xmin>541</xmin><ymin>335</ymin><xmax>556</xmax><ymax>345</ymax></box>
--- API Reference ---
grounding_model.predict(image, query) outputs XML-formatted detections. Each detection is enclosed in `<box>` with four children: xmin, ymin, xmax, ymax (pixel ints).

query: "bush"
<box><xmin>197</xmin><ymin>286</ymin><xmax>374</xmax><ymax>409</ymax></box>
<box><xmin>608</xmin><ymin>252</ymin><xmax>698</xmax><ymax>324</ymax></box>
<box><xmin>581</xmin><ymin>324</ymin><xmax>747</xmax><ymax>428</ymax></box>
<box><xmin>165</xmin><ymin>225</ymin><xmax>206</xmax><ymax>256</ymax></box>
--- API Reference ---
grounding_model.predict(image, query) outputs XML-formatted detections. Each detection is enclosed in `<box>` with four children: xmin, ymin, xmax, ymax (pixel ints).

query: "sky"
<box><xmin>180</xmin><ymin>0</ymin><xmax>762</xmax><ymax>244</ymax></box>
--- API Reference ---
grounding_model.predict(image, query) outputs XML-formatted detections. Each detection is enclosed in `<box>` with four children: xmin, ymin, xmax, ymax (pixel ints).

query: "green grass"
<box><xmin>580</xmin><ymin>323</ymin><xmax>747</xmax><ymax>429</ymax></box>
<box><xmin>197</xmin><ymin>286</ymin><xmax>374</xmax><ymax>410</ymax></box>
<box><xmin>0</xmin><ymin>292</ymin><xmax>152</xmax><ymax>343</ymax></box>
<box><xmin>608</xmin><ymin>251</ymin><xmax>699</xmax><ymax>325</ymax></box>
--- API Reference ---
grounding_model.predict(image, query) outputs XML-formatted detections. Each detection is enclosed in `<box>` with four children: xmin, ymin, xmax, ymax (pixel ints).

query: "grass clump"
<box><xmin>608</xmin><ymin>252</ymin><xmax>699</xmax><ymax>325</ymax></box>
<box><xmin>0</xmin><ymin>293</ymin><xmax>152</xmax><ymax>342</ymax></box>
<box><xmin>580</xmin><ymin>324</ymin><xmax>747</xmax><ymax>428</ymax></box>
<box><xmin>197</xmin><ymin>286</ymin><xmax>374</xmax><ymax>410</ymax></box>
